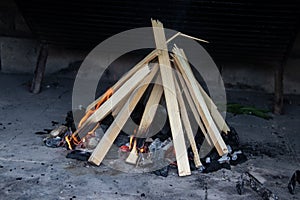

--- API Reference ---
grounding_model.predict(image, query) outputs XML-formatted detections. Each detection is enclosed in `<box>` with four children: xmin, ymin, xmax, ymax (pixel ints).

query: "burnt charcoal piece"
<box><xmin>288</xmin><ymin>170</ymin><xmax>300</xmax><ymax>195</ymax></box>
<box><xmin>153</xmin><ymin>166</ymin><xmax>169</xmax><ymax>177</ymax></box>
<box><xmin>51</xmin><ymin>121</ymin><xmax>59</xmax><ymax>126</ymax></box>
<box><xmin>236</xmin><ymin>179</ymin><xmax>244</xmax><ymax>195</ymax></box>
<box><xmin>237</xmin><ymin>172</ymin><xmax>279</xmax><ymax>199</ymax></box>
<box><xmin>66</xmin><ymin>150</ymin><xmax>91</xmax><ymax>161</ymax></box>
<box><xmin>222</xmin><ymin>127</ymin><xmax>240</xmax><ymax>151</ymax></box>
<box><xmin>230</xmin><ymin>153</ymin><xmax>247</xmax><ymax>166</ymax></box>
<box><xmin>64</xmin><ymin>111</ymin><xmax>76</xmax><ymax>132</ymax></box>
<box><xmin>44</xmin><ymin>137</ymin><xmax>62</xmax><ymax>148</ymax></box>
<box><xmin>202</xmin><ymin>161</ymin><xmax>231</xmax><ymax>173</ymax></box>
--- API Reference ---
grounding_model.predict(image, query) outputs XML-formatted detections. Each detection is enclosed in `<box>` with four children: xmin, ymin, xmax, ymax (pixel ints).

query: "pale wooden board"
<box><xmin>152</xmin><ymin>19</ymin><xmax>191</xmax><ymax>176</ymax></box>
<box><xmin>174</xmin><ymin>68</ymin><xmax>212</xmax><ymax>146</ymax></box>
<box><xmin>172</xmin><ymin>46</ymin><xmax>228</xmax><ymax>156</ymax></box>
<box><xmin>135</xmin><ymin>75</ymin><xmax>163</xmax><ymax>137</ymax></box>
<box><xmin>86</xmin><ymin>50</ymin><xmax>160</xmax><ymax>111</ymax></box>
<box><xmin>173</xmin><ymin>71</ymin><xmax>202</xmax><ymax>168</ymax></box>
<box><xmin>126</xmin><ymin>76</ymin><xmax>163</xmax><ymax>164</ymax></box>
<box><xmin>111</xmin><ymin>92</ymin><xmax>130</xmax><ymax>118</ymax></box>
<box><xmin>197</xmin><ymin>82</ymin><xmax>230</xmax><ymax>133</ymax></box>
<box><xmin>89</xmin><ymin>66</ymin><xmax>159</xmax><ymax>165</ymax></box>
<box><xmin>75</xmin><ymin>65</ymin><xmax>152</xmax><ymax>140</ymax></box>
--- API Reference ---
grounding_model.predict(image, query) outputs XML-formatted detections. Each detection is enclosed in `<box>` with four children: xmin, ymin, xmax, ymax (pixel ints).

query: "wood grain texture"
<box><xmin>174</xmin><ymin>71</ymin><xmax>202</xmax><ymax>168</ymax></box>
<box><xmin>89</xmin><ymin>65</ymin><xmax>159</xmax><ymax>165</ymax></box>
<box><xmin>174</xmin><ymin>68</ymin><xmax>211</xmax><ymax>146</ymax></box>
<box><xmin>173</xmin><ymin>46</ymin><xmax>228</xmax><ymax>156</ymax></box>
<box><xmin>152</xmin><ymin>19</ymin><xmax>191</xmax><ymax>176</ymax></box>
<box><xmin>197</xmin><ymin>82</ymin><xmax>230</xmax><ymax>133</ymax></box>
<box><xmin>86</xmin><ymin>50</ymin><xmax>160</xmax><ymax>111</ymax></box>
<box><xmin>126</xmin><ymin>75</ymin><xmax>163</xmax><ymax>164</ymax></box>
<box><xmin>75</xmin><ymin>65</ymin><xmax>152</xmax><ymax>140</ymax></box>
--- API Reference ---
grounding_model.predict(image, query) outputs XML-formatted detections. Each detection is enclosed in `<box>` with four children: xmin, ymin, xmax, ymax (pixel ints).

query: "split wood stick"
<box><xmin>197</xmin><ymin>82</ymin><xmax>230</xmax><ymax>133</ymax></box>
<box><xmin>172</xmin><ymin>46</ymin><xmax>228</xmax><ymax>156</ymax></box>
<box><xmin>152</xmin><ymin>19</ymin><xmax>191</xmax><ymax>176</ymax></box>
<box><xmin>111</xmin><ymin>92</ymin><xmax>130</xmax><ymax>117</ymax></box>
<box><xmin>175</xmin><ymin>46</ymin><xmax>229</xmax><ymax>133</ymax></box>
<box><xmin>166</xmin><ymin>32</ymin><xmax>209</xmax><ymax>44</ymax></box>
<box><xmin>89</xmin><ymin>66</ymin><xmax>159</xmax><ymax>165</ymax></box>
<box><xmin>174</xmin><ymin>67</ymin><xmax>212</xmax><ymax>146</ymax></box>
<box><xmin>86</xmin><ymin>49</ymin><xmax>160</xmax><ymax>111</ymax></box>
<box><xmin>126</xmin><ymin>76</ymin><xmax>163</xmax><ymax>164</ymax></box>
<box><xmin>75</xmin><ymin>65</ymin><xmax>152</xmax><ymax>141</ymax></box>
<box><xmin>173</xmin><ymin>72</ymin><xmax>202</xmax><ymax>168</ymax></box>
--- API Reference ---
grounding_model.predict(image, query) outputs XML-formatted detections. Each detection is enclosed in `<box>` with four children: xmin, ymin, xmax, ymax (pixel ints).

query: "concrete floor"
<box><xmin>0</xmin><ymin>73</ymin><xmax>299</xmax><ymax>200</ymax></box>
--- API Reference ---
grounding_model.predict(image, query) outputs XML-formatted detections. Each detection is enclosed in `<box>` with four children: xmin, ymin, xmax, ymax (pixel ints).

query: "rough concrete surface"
<box><xmin>0</xmin><ymin>72</ymin><xmax>299</xmax><ymax>200</ymax></box>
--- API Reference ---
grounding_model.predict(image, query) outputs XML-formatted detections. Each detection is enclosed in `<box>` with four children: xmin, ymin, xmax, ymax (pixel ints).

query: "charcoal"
<box><xmin>202</xmin><ymin>161</ymin><xmax>231</xmax><ymax>173</ymax></box>
<box><xmin>64</xmin><ymin>111</ymin><xmax>76</xmax><ymax>132</ymax></box>
<box><xmin>230</xmin><ymin>152</ymin><xmax>247</xmax><ymax>166</ymax></box>
<box><xmin>153</xmin><ymin>166</ymin><xmax>169</xmax><ymax>177</ymax></box>
<box><xmin>236</xmin><ymin>172</ymin><xmax>279</xmax><ymax>200</ymax></box>
<box><xmin>44</xmin><ymin>137</ymin><xmax>62</xmax><ymax>148</ymax></box>
<box><xmin>51</xmin><ymin>121</ymin><xmax>59</xmax><ymax>126</ymax></box>
<box><xmin>66</xmin><ymin>150</ymin><xmax>91</xmax><ymax>161</ymax></box>
<box><xmin>288</xmin><ymin>170</ymin><xmax>300</xmax><ymax>195</ymax></box>
<box><xmin>221</xmin><ymin>127</ymin><xmax>240</xmax><ymax>151</ymax></box>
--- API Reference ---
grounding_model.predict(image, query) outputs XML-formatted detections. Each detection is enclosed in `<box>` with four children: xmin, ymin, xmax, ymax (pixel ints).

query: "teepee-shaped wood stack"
<box><xmin>70</xmin><ymin>20</ymin><xmax>230</xmax><ymax>177</ymax></box>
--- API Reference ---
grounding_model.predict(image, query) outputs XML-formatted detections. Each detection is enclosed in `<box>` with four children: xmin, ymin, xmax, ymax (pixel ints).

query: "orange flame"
<box><xmin>66</xmin><ymin>88</ymin><xmax>113</xmax><ymax>149</ymax></box>
<box><xmin>78</xmin><ymin>88</ymin><xmax>113</xmax><ymax>128</ymax></box>
<box><xmin>65</xmin><ymin>135</ymin><xmax>73</xmax><ymax>150</ymax></box>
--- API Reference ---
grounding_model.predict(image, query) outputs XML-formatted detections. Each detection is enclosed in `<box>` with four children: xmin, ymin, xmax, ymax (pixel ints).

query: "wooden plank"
<box><xmin>175</xmin><ymin>69</ymin><xmax>212</xmax><ymax>146</ymax></box>
<box><xmin>173</xmin><ymin>71</ymin><xmax>202</xmax><ymax>168</ymax></box>
<box><xmin>86</xmin><ymin>50</ymin><xmax>160</xmax><ymax>111</ymax></box>
<box><xmin>172</xmin><ymin>46</ymin><xmax>228</xmax><ymax>156</ymax></box>
<box><xmin>197</xmin><ymin>82</ymin><xmax>230</xmax><ymax>133</ymax></box>
<box><xmin>30</xmin><ymin>44</ymin><xmax>48</xmax><ymax>94</ymax></box>
<box><xmin>175</xmin><ymin>47</ymin><xmax>229</xmax><ymax>133</ymax></box>
<box><xmin>74</xmin><ymin>65</ymin><xmax>152</xmax><ymax>140</ymax></box>
<box><xmin>135</xmin><ymin>75</ymin><xmax>163</xmax><ymax>138</ymax></box>
<box><xmin>88</xmin><ymin>66</ymin><xmax>159</xmax><ymax>165</ymax></box>
<box><xmin>111</xmin><ymin>92</ymin><xmax>130</xmax><ymax>117</ymax></box>
<box><xmin>126</xmin><ymin>76</ymin><xmax>163</xmax><ymax>164</ymax></box>
<box><xmin>152</xmin><ymin>19</ymin><xmax>191</xmax><ymax>176</ymax></box>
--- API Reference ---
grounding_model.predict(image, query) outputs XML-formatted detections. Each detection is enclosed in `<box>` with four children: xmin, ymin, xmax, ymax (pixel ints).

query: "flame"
<box><xmin>129</xmin><ymin>135</ymin><xmax>135</xmax><ymax>150</ymax></box>
<box><xmin>78</xmin><ymin>88</ymin><xmax>113</xmax><ymax>128</ymax></box>
<box><xmin>66</xmin><ymin>88</ymin><xmax>113</xmax><ymax>149</ymax></box>
<box><xmin>65</xmin><ymin>135</ymin><xmax>73</xmax><ymax>150</ymax></box>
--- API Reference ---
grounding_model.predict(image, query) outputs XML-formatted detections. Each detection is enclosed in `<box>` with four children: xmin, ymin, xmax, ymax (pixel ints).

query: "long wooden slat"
<box><xmin>197</xmin><ymin>82</ymin><xmax>230</xmax><ymax>133</ymax></box>
<box><xmin>152</xmin><ymin>19</ymin><xmax>191</xmax><ymax>176</ymax></box>
<box><xmin>88</xmin><ymin>66</ymin><xmax>159</xmax><ymax>165</ymax></box>
<box><xmin>172</xmin><ymin>46</ymin><xmax>228</xmax><ymax>156</ymax></box>
<box><xmin>111</xmin><ymin>92</ymin><xmax>130</xmax><ymax>117</ymax></box>
<box><xmin>126</xmin><ymin>76</ymin><xmax>163</xmax><ymax>164</ymax></box>
<box><xmin>175</xmin><ymin>69</ymin><xmax>212</xmax><ymax>146</ymax></box>
<box><xmin>173</xmin><ymin>71</ymin><xmax>202</xmax><ymax>168</ymax></box>
<box><xmin>86</xmin><ymin>49</ymin><xmax>160</xmax><ymax>111</ymax></box>
<box><xmin>75</xmin><ymin>65</ymin><xmax>152</xmax><ymax>140</ymax></box>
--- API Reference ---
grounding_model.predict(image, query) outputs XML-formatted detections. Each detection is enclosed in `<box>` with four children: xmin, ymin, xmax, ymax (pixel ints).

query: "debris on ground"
<box><xmin>236</xmin><ymin>172</ymin><xmax>279</xmax><ymax>200</ymax></box>
<box><xmin>288</xmin><ymin>170</ymin><xmax>300</xmax><ymax>195</ymax></box>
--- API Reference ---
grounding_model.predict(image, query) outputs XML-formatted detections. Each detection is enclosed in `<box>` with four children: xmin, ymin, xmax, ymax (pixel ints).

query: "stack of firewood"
<box><xmin>68</xmin><ymin>20</ymin><xmax>230</xmax><ymax>177</ymax></box>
